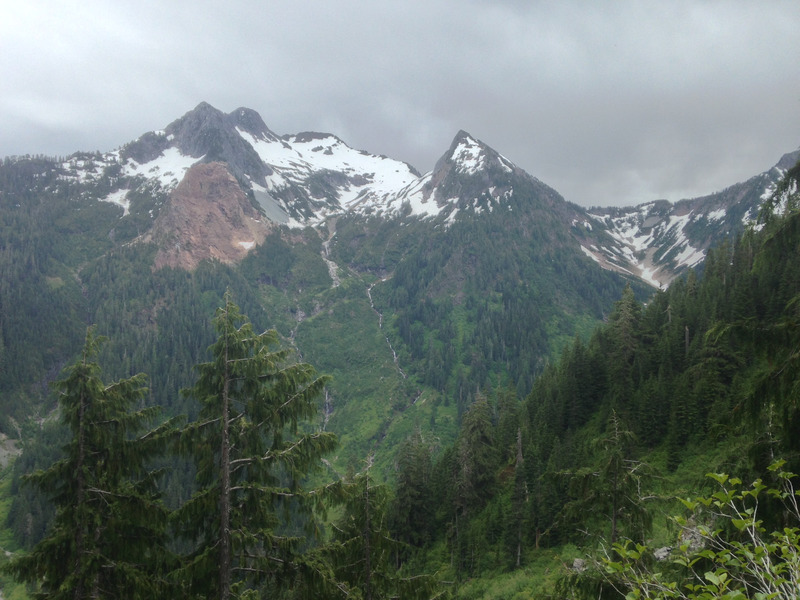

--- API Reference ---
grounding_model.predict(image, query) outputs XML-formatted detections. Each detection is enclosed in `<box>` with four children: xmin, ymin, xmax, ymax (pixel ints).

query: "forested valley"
<box><xmin>1</xmin><ymin>154</ymin><xmax>799</xmax><ymax>598</ymax></box>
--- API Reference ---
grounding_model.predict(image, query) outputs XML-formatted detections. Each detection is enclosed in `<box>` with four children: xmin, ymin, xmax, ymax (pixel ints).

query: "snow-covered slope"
<box><xmin>371</xmin><ymin>130</ymin><xmax>539</xmax><ymax>222</ymax></box>
<box><xmin>581</xmin><ymin>150</ymin><xmax>799</xmax><ymax>287</ymax></box>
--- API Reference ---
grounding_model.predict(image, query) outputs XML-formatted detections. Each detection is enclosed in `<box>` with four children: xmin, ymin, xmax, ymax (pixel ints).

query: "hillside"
<box><xmin>0</xmin><ymin>103</ymin><xmax>650</xmax><ymax>467</ymax></box>
<box><xmin>387</xmin><ymin>159</ymin><xmax>800</xmax><ymax>598</ymax></box>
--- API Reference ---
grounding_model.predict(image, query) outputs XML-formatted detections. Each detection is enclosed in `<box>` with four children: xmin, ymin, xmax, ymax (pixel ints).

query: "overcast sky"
<box><xmin>2</xmin><ymin>1</ymin><xmax>799</xmax><ymax>207</ymax></box>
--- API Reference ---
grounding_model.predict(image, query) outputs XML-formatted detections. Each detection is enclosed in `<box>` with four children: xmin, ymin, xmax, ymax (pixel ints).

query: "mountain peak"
<box><xmin>776</xmin><ymin>148</ymin><xmax>800</xmax><ymax>171</ymax></box>
<box><xmin>192</xmin><ymin>100</ymin><xmax>221</xmax><ymax>114</ymax></box>
<box><xmin>230</xmin><ymin>107</ymin><xmax>277</xmax><ymax>142</ymax></box>
<box><xmin>436</xmin><ymin>130</ymin><xmax>516</xmax><ymax>178</ymax></box>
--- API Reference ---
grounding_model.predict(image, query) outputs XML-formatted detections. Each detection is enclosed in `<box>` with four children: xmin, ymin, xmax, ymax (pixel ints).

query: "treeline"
<box><xmin>3</xmin><ymin>296</ymin><xmax>443</xmax><ymax>599</ymax></box>
<box><xmin>385</xmin><ymin>160</ymin><xmax>800</xmax><ymax>585</ymax></box>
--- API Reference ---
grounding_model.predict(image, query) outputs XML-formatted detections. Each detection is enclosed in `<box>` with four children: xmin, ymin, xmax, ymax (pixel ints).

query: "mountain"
<box><xmin>45</xmin><ymin>102</ymin><xmax>795</xmax><ymax>288</ymax></box>
<box><xmin>0</xmin><ymin>102</ymin><xmax>796</xmax><ymax>474</ymax></box>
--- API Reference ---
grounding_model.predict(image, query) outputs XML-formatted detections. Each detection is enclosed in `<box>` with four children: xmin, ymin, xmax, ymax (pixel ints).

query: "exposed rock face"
<box><xmin>149</xmin><ymin>162</ymin><xmax>271</xmax><ymax>270</ymax></box>
<box><xmin>162</xmin><ymin>102</ymin><xmax>275</xmax><ymax>186</ymax></box>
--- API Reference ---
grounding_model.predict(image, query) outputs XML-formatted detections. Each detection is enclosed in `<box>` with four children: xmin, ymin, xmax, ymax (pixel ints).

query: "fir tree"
<box><xmin>3</xmin><ymin>327</ymin><xmax>177</xmax><ymax>599</ymax></box>
<box><xmin>323</xmin><ymin>465</ymin><xmax>443</xmax><ymax>600</ymax></box>
<box><xmin>390</xmin><ymin>430</ymin><xmax>434</xmax><ymax>549</ymax></box>
<box><xmin>562</xmin><ymin>410</ymin><xmax>652</xmax><ymax>545</ymax></box>
<box><xmin>172</xmin><ymin>293</ymin><xmax>337</xmax><ymax>600</ymax></box>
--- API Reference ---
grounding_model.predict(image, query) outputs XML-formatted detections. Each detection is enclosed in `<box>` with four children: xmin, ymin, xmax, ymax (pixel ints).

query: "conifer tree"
<box><xmin>3</xmin><ymin>327</ymin><xmax>176</xmax><ymax>599</ymax></box>
<box><xmin>390</xmin><ymin>430</ymin><xmax>434</xmax><ymax>549</ymax></box>
<box><xmin>453</xmin><ymin>395</ymin><xmax>497</xmax><ymax>517</ymax></box>
<box><xmin>505</xmin><ymin>428</ymin><xmax>528</xmax><ymax>568</ymax></box>
<box><xmin>173</xmin><ymin>293</ymin><xmax>337</xmax><ymax>600</ymax></box>
<box><xmin>323</xmin><ymin>466</ymin><xmax>442</xmax><ymax>600</ymax></box>
<box><xmin>562</xmin><ymin>410</ymin><xmax>652</xmax><ymax>545</ymax></box>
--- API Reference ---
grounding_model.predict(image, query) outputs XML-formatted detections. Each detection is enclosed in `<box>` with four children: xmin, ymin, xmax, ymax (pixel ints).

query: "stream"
<box><xmin>367</xmin><ymin>281</ymin><xmax>406</xmax><ymax>379</ymax></box>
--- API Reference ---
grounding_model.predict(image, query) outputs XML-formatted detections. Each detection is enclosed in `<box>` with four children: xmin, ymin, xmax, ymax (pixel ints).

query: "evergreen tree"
<box><xmin>172</xmin><ymin>293</ymin><xmax>337</xmax><ymax>600</ymax></box>
<box><xmin>3</xmin><ymin>327</ymin><xmax>176</xmax><ymax>599</ymax></box>
<box><xmin>322</xmin><ymin>465</ymin><xmax>443</xmax><ymax>600</ymax></box>
<box><xmin>504</xmin><ymin>428</ymin><xmax>529</xmax><ymax>568</ymax></box>
<box><xmin>606</xmin><ymin>284</ymin><xmax>642</xmax><ymax>411</ymax></box>
<box><xmin>453</xmin><ymin>395</ymin><xmax>497</xmax><ymax>517</ymax></box>
<box><xmin>390</xmin><ymin>430</ymin><xmax>434</xmax><ymax>549</ymax></box>
<box><xmin>562</xmin><ymin>411</ymin><xmax>652</xmax><ymax>545</ymax></box>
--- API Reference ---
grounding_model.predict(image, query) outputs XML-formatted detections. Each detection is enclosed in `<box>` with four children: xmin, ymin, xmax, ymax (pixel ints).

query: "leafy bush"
<box><xmin>598</xmin><ymin>460</ymin><xmax>800</xmax><ymax>599</ymax></box>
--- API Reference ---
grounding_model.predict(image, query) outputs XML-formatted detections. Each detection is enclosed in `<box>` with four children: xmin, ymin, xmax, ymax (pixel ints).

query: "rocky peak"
<box><xmin>288</xmin><ymin>131</ymin><xmax>342</xmax><ymax>144</ymax></box>
<box><xmin>776</xmin><ymin>148</ymin><xmax>800</xmax><ymax>171</ymax></box>
<box><xmin>434</xmin><ymin>130</ymin><xmax>517</xmax><ymax>178</ymax></box>
<box><xmin>164</xmin><ymin>102</ymin><xmax>227</xmax><ymax>157</ymax></box>
<box><xmin>148</xmin><ymin>162</ymin><xmax>271</xmax><ymax>271</ymax></box>
<box><xmin>163</xmin><ymin>103</ymin><xmax>272</xmax><ymax>187</ymax></box>
<box><xmin>405</xmin><ymin>131</ymin><xmax>525</xmax><ymax>216</ymax></box>
<box><xmin>230</xmin><ymin>107</ymin><xmax>280</xmax><ymax>142</ymax></box>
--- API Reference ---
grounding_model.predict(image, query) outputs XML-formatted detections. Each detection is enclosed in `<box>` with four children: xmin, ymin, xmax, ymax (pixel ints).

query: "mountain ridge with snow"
<box><xmin>16</xmin><ymin>102</ymin><xmax>800</xmax><ymax>288</ymax></box>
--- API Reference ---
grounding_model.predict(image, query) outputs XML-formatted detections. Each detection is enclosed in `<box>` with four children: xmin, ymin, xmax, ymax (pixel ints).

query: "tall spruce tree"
<box><xmin>390</xmin><ymin>430</ymin><xmax>435</xmax><ymax>550</ymax></box>
<box><xmin>172</xmin><ymin>293</ymin><xmax>337</xmax><ymax>600</ymax></box>
<box><xmin>3</xmin><ymin>327</ymin><xmax>176</xmax><ymax>599</ymax></box>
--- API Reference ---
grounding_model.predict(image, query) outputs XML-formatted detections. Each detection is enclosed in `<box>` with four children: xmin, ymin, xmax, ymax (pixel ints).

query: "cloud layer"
<box><xmin>2</xmin><ymin>0</ymin><xmax>799</xmax><ymax>207</ymax></box>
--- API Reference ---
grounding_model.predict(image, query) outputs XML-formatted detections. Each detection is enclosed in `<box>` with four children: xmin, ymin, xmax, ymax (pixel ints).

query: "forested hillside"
<box><xmin>381</xmin><ymin>159</ymin><xmax>800</xmax><ymax>598</ymax></box>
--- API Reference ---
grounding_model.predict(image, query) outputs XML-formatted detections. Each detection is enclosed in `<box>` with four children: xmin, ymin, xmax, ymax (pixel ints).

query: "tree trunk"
<box><xmin>364</xmin><ymin>480</ymin><xmax>373</xmax><ymax>600</ymax></box>
<box><xmin>220</xmin><ymin>326</ymin><xmax>232</xmax><ymax>600</ymax></box>
<box><xmin>74</xmin><ymin>387</ymin><xmax>87</xmax><ymax>600</ymax></box>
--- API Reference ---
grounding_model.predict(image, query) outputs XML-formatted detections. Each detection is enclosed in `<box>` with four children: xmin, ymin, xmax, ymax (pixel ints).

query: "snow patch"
<box><xmin>452</xmin><ymin>138</ymin><xmax>486</xmax><ymax>175</ymax></box>
<box><xmin>100</xmin><ymin>189</ymin><xmax>130</xmax><ymax>216</ymax></box>
<box><xmin>237</xmin><ymin>127</ymin><xmax>419</xmax><ymax>214</ymax></box>
<box><xmin>638</xmin><ymin>266</ymin><xmax>662</xmax><ymax>289</ymax></box>
<box><xmin>123</xmin><ymin>147</ymin><xmax>199</xmax><ymax>189</ymax></box>
<box><xmin>445</xmin><ymin>207</ymin><xmax>459</xmax><ymax>225</ymax></box>
<box><xmin>674</xmin><ymin>244</ymin><xmax>705</xmax><ymax>268</ymax></box>
<box><xmin>580</xmin><ymin>245</ymin><xmax>602</xmax><ymax>264</ymax></box>
<box><xmin>707</xmin><ymin>208</ymin><xmax>726</xmax><ymax>222</ymax></box>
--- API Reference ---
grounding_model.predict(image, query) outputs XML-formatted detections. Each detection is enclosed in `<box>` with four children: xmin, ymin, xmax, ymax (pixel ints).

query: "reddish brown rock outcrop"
<box><xmin>148</xmin><ymin>162</ymin><xmax>271</xmax><ymax>270</ymax></box>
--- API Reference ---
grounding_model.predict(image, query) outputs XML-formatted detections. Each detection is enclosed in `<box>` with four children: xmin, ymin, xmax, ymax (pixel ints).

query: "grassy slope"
<box><xmin>290</xmin><ymin>263</ymin><xmax>461</xmax><ymax>478</ymax></box>
<box><xmin>0</xmin><ymin>462</ymin><xmax>30</xmax><ymax>600</ymax></box>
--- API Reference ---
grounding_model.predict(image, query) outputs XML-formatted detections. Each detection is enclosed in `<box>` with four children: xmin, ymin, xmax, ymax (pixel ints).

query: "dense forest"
<box><xmin>1</xmin><ymin>156</ymin><xmax>799</xmax><ymax>598</ymax></box>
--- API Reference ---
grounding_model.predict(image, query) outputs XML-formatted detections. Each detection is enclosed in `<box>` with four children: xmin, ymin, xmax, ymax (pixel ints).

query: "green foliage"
<box><xmin>318</xmin><ymin>466</ymin><xmax>445</xmax><ymax>599</ymax></box>
<box><xmin>172</xmin><ymin>294</ymin><xmax>338</xmax><ymax>599</ymax></box>
<box><xmin>2</xmin><ymin>328</ymin><xmax>178</xmax><ymax>599</ymax></box>
<box><xmin>597</xmin><ymin>461</ymin><xmax>800</xmax><ymax>599</ymax></box>
<box><xmin>390</xmin><ymin>431</ymin><xmax>436</xmax><ymax>549</ymax></box>
<box><xmin>3</xmin><ymin>144</ymin><xmax>800</xmax><ymax>599</ymax></box>
<box><xmin>397</xmin><ymin>161</ymin><xmax>800</xmax><ymax>592</ymax></box>
<box><xmin>560</xmin><ymin>411</ymin><xmax>653</xmax><ymax>546</ymax></box>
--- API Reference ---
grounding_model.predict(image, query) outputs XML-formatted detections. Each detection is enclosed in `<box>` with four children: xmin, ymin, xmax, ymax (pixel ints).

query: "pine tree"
<box><xmin>172</xmin><ymin>293</ymin><xmax>337</xmax><ymax>599</ymax></box>
<box><xmin>3</xmin><ymin>327</ymin><xmax>177</xmax><ymax>599</ymax></box>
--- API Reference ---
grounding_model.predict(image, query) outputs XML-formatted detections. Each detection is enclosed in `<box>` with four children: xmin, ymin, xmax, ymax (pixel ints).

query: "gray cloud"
<box><xmin>2</xmin><ymin>0</ymin><xmax>798</xmax><ymax>207</ymax></box>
